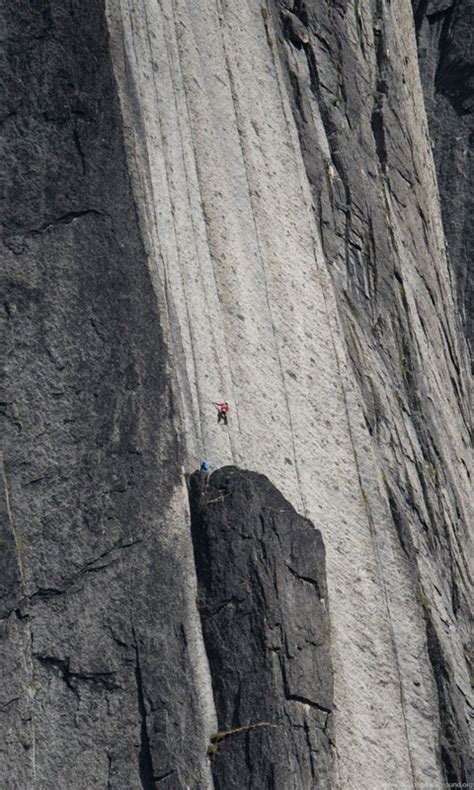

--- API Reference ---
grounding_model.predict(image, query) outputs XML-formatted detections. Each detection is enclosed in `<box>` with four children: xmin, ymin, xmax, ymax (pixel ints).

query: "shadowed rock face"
<box><xmin>413</xmin><ymin>0</ymin><xmax>473</xmax><ymax>358</ymax></box>
<box><xmin>189</xmin><ymin>467</ymin><xmax>333</xmax><ymax>790</ymax></box>
<box><xmin>1</xmin><ymin>3</ymin><xmax>215</xmax><ymax>788</ymax></box>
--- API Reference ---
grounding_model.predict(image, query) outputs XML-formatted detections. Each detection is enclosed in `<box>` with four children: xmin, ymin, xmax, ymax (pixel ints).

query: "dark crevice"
<box><xmin>73</xmin><ymin>122</ymin><xmax>86</xmax><ymax>175</ymax></box>
<box><xmin>371</xmin><ymin>101</ymin><xmax>387</xmax><ymax>173</ymax></box>
<box><xmin>303</xmin><ymin>717</ymin><xmax>316</xmax><ymax>775</ymax></box>
<box><xmin>425</xmin><ymin>616</ymin><xmax>468</xmax><ymax>783</ymax></box>
<box><xmin>289</xmin><ymin>70</ymin><xmax>307</xmax><ymax>123</ymax></box>
<box><xmin>387</xmin><ymin>490</ymin><xmax>413</xmax><ymax>559</ymax></box>
<box><xmin>291</xmin><ymin>1</ymin><xmax>309</xmax><ymax>27</ymax></box>
<box><xmin>133</xmin><ymin>638</ymin><xmax>155</xmax><ymax>789</ymax></box>
<box><xmin>286</xmin><ymin>694</ymin><xmax>332</xmax><ymax>715</ymax></box>
<box><xmin>29</xmin><ymin>587</ymin><xmax>65</xmax><ymax>601</ymax></box>
<box><xmin>413</xmin><ymin>0</ymin><xmax>430</xmax><ymax>35</ymax></box>
<box><xmin>371</xmin><ymin>3</ymin><xmax>389</xmax><ymax>173</ymax></box>
<box><xmin>450</xmin><ymin>569</ymin><xmax>460</xmax><ymax>617</ymax></box>
<box><xmin>286</xmin><ymin>564</ymin><xmax>321</xmax><ymax>596</ymax></box>
<box><xmin>155</xmin><ymin>770</ymin><xmax>175</xmax><ymax>784</ymax></box>
<box><xmin>4</xmin><ymin>210</ymin><xmax>108</xmax><ymax>243</ymax></box>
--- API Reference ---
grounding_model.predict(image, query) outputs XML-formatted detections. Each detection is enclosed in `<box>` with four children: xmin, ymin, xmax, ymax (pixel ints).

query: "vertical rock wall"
<box><xmin>276</xmin><ymin>0</ymin><xmax>473</xmax><ymax>783</ymax></box>
<box><xmin>105</xmin><ymin>0</ymin><xmax>472</xmax><ymax>787</ymax></box>
<box><xmin>1</xmin><ymin>0</ymin><xmax>471</xmax><ymax>788</ymax></box>
<box><xmin>1</xmin><ymin>2</ymin><xmax>216</xmax><ymax>787</ymax></box>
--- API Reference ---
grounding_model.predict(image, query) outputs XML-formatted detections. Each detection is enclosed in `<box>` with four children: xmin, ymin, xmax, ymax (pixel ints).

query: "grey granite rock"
<box><xmin>1</xmin><ymin>2</ymin><xmax>214</xmax><ymax>788</ymax></box>
<box><xmin>272</xmin><ymin>1</ymin><xmax>472</xmax><ymax>783</ymax></box>
<box><xmin>189</xmin><ymin>467</ymin><xmax>333</xmax><ymax>790</ymax></box>
<box><xmin>413</xmin><ymin>0</ymin><xmax>473</xmax><ymax>359</ymax></box>
<box><xmin>1</xmin><ymin>0</ymin><xmax>472</xmax><ymax>788</ymax></box>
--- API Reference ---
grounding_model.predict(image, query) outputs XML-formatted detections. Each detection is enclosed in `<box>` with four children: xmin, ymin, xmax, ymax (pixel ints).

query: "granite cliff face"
<box><xmin>2</xmin><ymin>4</ymin><xmax>214</xmax><ymax>786</ymax></box>
<box><xmin>414</xmin><ymin>0</ymin><xmax>473</xmax><ymax>358</ymax></box>
<box><xmin>1</xmin><ymin>1</ymin><xmax>472</xmax><ymax>789</ymax></box>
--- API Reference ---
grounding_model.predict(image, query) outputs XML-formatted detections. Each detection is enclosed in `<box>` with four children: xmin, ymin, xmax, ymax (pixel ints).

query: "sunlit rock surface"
<box><xmin>1</xmin><ymin>1</ymin><xmax>472</xmax><ymax>788</ymax></box>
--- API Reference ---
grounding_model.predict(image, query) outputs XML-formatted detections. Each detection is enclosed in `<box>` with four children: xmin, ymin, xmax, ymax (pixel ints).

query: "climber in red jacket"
<box><xmin>213</xmin><ymin>401</ymin><xmax>229</xmax><ymax>426</ymax></box>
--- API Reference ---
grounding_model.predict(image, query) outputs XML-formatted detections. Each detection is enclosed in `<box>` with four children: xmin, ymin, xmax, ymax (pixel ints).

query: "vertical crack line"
<box><xmin>171</xmin><ymin>1</ymin><xmax>245</xmax><ymax>462</ymax></box>
<box><xmin>318</xmin><ymin>290</ymin><xmax>418</xmax><ymax>790</ymax></box>
<box><xmin>267</xmin><ymin>8</ymin><xmax>358</xmax><ymax>523</ymax></box>
<box><xmin>216</xmin><ymin>3</ymin><xmax>306</xmax><ymax>515</ymax></box>
<box><xmin>265</xmin><ymin>19</ymin><xmax>419</xmax><ymax>785</ymax></box>
<box><xmin>133</xmin><ymin>637</ymin><xmax>155</xmax><ymax>789</ymax></box>
<box><xmin>72</xmin><ymin>121</ymin><xmax>86</xmax><ymax>175</ymax></box>
<box><xmin>166</xmin><ymin>0</ymin><xmax>243</xmax><ymax>463</ymax></box>
<box><xmin>163</xmin><ymin>5</ymin><xmax>224</xmax><ymax>407</ymax></box>
<box><xmin>140</xmin><ymin>0</ymin><xmax>206</xmax><ymax>456</ymax></box>
<box><xmin>124</xmin><ymin>0</ymin><xmax>201</xmax><ymax>451</ymax></box>
<box><xmin>309</xmin><ymin>192</ymin><xmax>418</xmax><ymax>782</ymax></box>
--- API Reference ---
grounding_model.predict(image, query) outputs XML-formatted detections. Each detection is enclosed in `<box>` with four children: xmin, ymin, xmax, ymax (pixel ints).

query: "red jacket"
<box><xmin>214</xmin><ymin>402</ymin><xmax>228</xmax><ymax>413</ymax></box>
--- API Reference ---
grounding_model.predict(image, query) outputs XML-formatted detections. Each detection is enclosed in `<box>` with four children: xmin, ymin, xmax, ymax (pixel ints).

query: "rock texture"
<box><xmin>413</xmin><ymin>0</ymin><xmax>473</xmax><ymax>359</ymax></box>
<box><xmin>274</xmin><ymin>1</ymin><xmax>473</xmax><ymax>782</ymax></box>
<box><xmin>1</xmin><ymin>0</ymin><xmax>472</xmax><ymax>788</ymax></box>
<box><xmin>105</xmin><ymin>0</ymin><xmax>472</xmax><ymax>786</ymax></box>
<box><xmin>189</xmin><ymin>467</ymin><xmax>333</xmax><ymax>789</ymax></box>
<box><xmin>1</xmin><ymin>3</ymin><xmax>215</xmax><ymax>788</ymax></box>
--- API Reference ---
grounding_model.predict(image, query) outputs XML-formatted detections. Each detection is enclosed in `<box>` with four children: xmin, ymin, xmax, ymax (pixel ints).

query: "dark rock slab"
<box><xmin>0</xmin><ymin>2</ymin><xmax>211</xmax><ymax>787</ymax></box>
<box><xmin>189</xmin><ymin>467</ymin><xmax>333</xmax><ymax>790</ymax></box>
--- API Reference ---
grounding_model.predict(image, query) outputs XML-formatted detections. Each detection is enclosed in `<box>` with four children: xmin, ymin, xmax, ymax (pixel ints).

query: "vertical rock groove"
<box><xmin>134</xmin><ymin>642</ymin><xmax>155</xmax><ymax>789</ymax></box>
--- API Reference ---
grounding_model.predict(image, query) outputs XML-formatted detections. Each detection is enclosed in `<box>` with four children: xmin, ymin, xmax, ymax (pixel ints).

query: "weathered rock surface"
<box><xmin>105</xmin><ymin>0</ymin><xmax>472</xmax><ymax>786</ymax></box>
<box><xmin>1</xmin><ymin>3</ymin><xmax>215</xmax><ymax>787</ymax></box>
<box><xmin>189</xmin><ymin>467</ymin><xmax>333</xmax><ymax>789</ymax></box>
<box><xmin>1</xmin><ymin>0</ymin><xmax>472</xmax><ymax>788</ymax></box>
<box><xmin>413</xmin><ymin>0</ymin><xmax>473</xmax><ymax>358</ymax></box>
<box><xmin>273</xmin><ymin>2</ymin><xmax>473</xmax><ymax>782</ymax></box>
